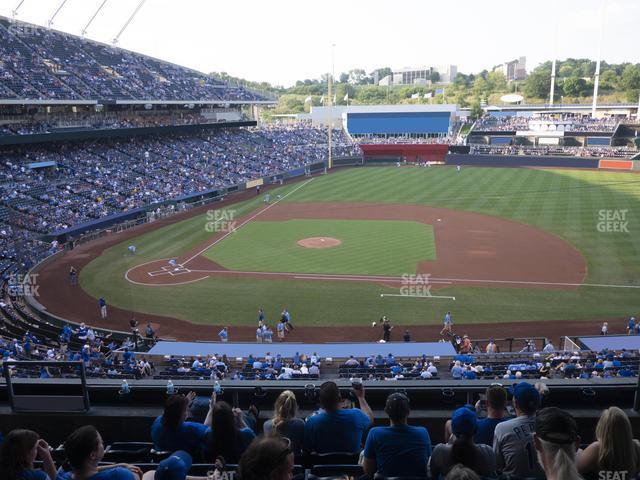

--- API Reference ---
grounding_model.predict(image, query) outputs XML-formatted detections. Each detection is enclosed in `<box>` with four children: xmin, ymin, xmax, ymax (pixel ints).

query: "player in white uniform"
<box><xmin>493</xmin><ymin>382</ymin><xmax>543</xmax><ymax>478</ymax></box>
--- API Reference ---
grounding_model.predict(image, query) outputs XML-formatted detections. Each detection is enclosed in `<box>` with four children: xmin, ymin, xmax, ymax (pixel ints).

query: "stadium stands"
<box><xmin>472</xmin><ymin>114</ymin><xmax>619</xmax><ymax>133</ymax></box>
<box><xmin>0</xmin><ymin>124</ymin><xmax>357</xmax><ymax>268</ymax></box>
<box><xmin>0</xmin><ymin>16</ymin><xmax>265</xmax><ymax>102</ymax></box>
<box><xmin>468</xmin><ymin>144</ymin><xmax>638</xmax><ymax>158</ymax></box>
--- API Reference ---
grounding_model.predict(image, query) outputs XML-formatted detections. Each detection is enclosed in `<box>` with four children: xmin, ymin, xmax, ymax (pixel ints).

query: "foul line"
<box><xmin>181</xmin><ymin>178</ymin><xmax>314</xmax><ymax>266</ymax></box>
<box><xmin>380</xmin><ymin>293</ymin><xmax>457</xmax><ymax>300</ymax></box>
<box><xmin>126</xmin><ymin>275</ymin><xmax>210</xmax><ymax>287</ymax></box>
<box><xmin>425</xmin><ymin>277</ymin><xmax>640</xmax><ymax>289</ymax></box>
<box><xmin>148</xmin><ymin>268</ymin><xmax>639</xmax><ymax>290</ymax></box>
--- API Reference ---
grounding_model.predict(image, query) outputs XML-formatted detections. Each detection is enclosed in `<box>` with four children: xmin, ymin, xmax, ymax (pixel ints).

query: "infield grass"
<box><xmin>79</xmin><ymin>167</ymin><xmax>640</xmax><ymax>327</ymax></box>
<box><xmin>204</xmin><ymin>219</ymin><xmax>436</xmax><ymax>276</ymax></box>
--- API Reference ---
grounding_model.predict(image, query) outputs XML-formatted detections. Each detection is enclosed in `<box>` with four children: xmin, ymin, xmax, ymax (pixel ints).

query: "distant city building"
<box><xmin>377</xmin><ymin>65</ymin><xmax>457</xmax><ymax>86</ymax></box>
<box><xmin>493</xmin><ymin>57</ymin><xmax>527</xmax><ymax>81</ymax></box>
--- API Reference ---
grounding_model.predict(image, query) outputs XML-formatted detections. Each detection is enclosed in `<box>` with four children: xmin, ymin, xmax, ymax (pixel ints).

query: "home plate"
<box><xmin>437</xmin><ymin>219</ymin><xmax>442</xmax><ymax>222</ymax></box>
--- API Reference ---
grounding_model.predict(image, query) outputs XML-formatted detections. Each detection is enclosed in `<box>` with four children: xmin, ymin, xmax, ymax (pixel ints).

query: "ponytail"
<box><xmin>451</xmin><ymin>435</ymin><xmax>478</xmax><ymax>471</ymax></box>
<box><xmin>539</xmin><ymin>438</ymin><xmax>581</xmax><ymax>480</ymax></box>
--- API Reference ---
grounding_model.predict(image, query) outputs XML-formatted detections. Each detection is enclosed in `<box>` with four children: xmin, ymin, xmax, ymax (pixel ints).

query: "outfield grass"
<box><xmin>79</xmin><ymin>167</ymin><xmax>640</xmax><ymax>327</ymax></box>
<box><xmin>204</xmin><ymin>219</ymin><xmax>436</xmax><ymax>275</ymax></box>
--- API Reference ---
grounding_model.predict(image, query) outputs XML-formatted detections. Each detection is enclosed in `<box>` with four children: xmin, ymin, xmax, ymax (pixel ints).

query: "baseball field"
<box><xmin>36</xmin><ymin>166</ymin><xmax>640</xmax><ymax>341</ymax></box>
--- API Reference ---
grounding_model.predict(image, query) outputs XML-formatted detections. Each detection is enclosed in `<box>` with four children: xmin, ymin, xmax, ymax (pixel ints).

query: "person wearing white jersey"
<box><xmin>493</xmin><ymin>382</ymin><xmax>543</xmax><ymax>478</ymax></box>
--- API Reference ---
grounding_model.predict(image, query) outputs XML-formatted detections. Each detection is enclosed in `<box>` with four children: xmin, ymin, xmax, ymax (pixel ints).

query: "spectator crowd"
<box><xmin>1</xmin><ymin>381</ymin><xmax>640</xmax><ymax>480</ymax></box>
<box><xmin>0</xmin><ymin>17</ymin><xmax>264</xmax><ymax>102</ymax></box>
<box><xmin>0</xmin><ymin>124</ymin><xmax>358</xmax><ymax>270</ymax></box>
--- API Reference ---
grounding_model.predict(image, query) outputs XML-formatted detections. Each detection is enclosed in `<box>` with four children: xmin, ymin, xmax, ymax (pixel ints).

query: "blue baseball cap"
<box><xmin>155</xmin><ymin>451</ymin><xmax>192</xmax><ymax>480</ymax></box>
<box><xmin>451</xmin><ymin>407</ymin><xmax>477</xmax><ymax>436</ymax></box>
<box><xmin>509</xmin><ymin>382</ymin><xmax>540</xmax><ymax>412</ymax></box>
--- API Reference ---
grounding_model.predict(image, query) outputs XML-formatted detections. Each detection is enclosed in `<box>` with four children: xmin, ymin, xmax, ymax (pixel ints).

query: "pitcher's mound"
<box><xmin>297</xmin><ymin>237</ymin><xmax>342</xmax><ymax>249</ymax></box>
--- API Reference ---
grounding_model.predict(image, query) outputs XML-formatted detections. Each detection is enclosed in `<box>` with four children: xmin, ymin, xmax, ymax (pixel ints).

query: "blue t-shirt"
<box><xmin>474</xmin><ymin>416</ymin><xmax>511</xmax><ymax>445</ymax></box>
<box><xmin>363</xmin><ymin>425</ymin><xmax>431</xmax><ymax>477</ymax></box>
<box><xmin>304</xmin><ymin>409</ymin><xmax>371</xmax><ymax>454</ymax></box>
<box><xmin>19</xmin><ymin>470</ymin><xmax>49</xmax><ymax>480</ymax></box>
<box><xmin>56</xmin><ymin>467</ymin><xmax>135</xmax><ymax>480</ymax></box>
<box><xmin>151</xmin><ymin>416</ymin><xmax>210</xmax><ymax>454</ymax></box>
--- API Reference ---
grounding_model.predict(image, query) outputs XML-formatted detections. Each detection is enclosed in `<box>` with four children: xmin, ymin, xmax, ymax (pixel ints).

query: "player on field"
<box><xmin>382</xmin><ymin>316</ymin><xmax>393</xmax><ymax>342</ymax></box>
<box><xmin>440</xmin><ymin>311</ymin><xmax>453</xmax><ymax>336</ymax></box>
<box><xmin>218</xmin><ymin>327</ymin><xmax>228</xmax><ymax>342</ymax></box>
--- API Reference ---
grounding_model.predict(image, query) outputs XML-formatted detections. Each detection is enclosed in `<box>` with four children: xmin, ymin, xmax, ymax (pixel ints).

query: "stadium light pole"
<box><xmin>81</xmin><ymin>0</ymin><xmax>108</xmax><ymax>37</ymax></box>
<box><xmin>11</xmin><ymin>0</ymin><xmax>25</xmax><ymax>18</ymax></box>
<box><xmin>591</xmin><ymin>0</ymin><xmax>607</xmax><ymax>118</ymax></box>
<box><xmin>112</xmin><ymin>0</ymin><xmax>147</xmax><ymax>45</ymax></box>
<box><xmin>47</xmin><ymin>0</ymin><xmax>69</xmax><ymax>28</ymax></box>
<box><xmin>548</xmin><ymin>14</ymin><xmax>560</xmax><ymax>106</ymax></box>
<box><xmin>326</xmin><ymin>43</ymin><xmax>335</xmax><ymax>172</ymax></box>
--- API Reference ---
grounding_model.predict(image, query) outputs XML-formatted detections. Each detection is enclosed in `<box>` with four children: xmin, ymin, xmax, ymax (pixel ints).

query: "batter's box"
<box><xmin>148</xmin><ymin>264</ymin><xmax>191</xmax><ymax>276</ymax></box>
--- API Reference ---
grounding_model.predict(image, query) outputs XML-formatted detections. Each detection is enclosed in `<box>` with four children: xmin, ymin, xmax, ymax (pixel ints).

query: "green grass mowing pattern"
<box><xmin>79</xmin><ymin>167</ymin><xmax>640</xmax><ymax>327</ymax></box>
<box><xmin>203</xmin><ymin>219</ymin><xmax>435</xmax><ymax>276</ymax></box>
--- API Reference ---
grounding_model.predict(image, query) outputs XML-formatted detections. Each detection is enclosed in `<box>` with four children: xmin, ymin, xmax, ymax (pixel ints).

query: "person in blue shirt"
<box><xmin>263</xmin><ymin>328</ymin><xmax>273</xmax><ymax>343</ymax></box>
<box><xmin>151</xmin><ymin>391</ymin><xmax>213</xmax><ymax>457</ymax></box>
<box><xmin>304</xmin><ymin>380</ymin><xmax>373</xmax><ymax>454</ymax></box>
<box><xmin>263</xmin><ymin>390</ymin><xmax>305</xmax><ymax>456</ymax></box>
<box><xmin>0</xmin><ymin>429</ymin><xmax>57</xmax><ymax>480</ymax></box>
<box><xmin>628</xmin><ymin>317</ymin><xmax>636</xmax><ymax>335</ymax></box>
<box><xmin>363</xmin><ymin>393</ymin><xmax>431</xmax><ymax>477</ymax></box>
<box><xmin>60</xmin><ymin>425</ymin><xmax>141</xmax><ymax>480</ymax></box>
<box><xmin>99</xmin><ymin>298</ymin><xmax>107</xmax><ymax>319</ymax></box>
<box><xmin>474</xmin><ymin>385</ymin><xmax>511</xmax><ymax>446</ymax></box>
<box><xmin>463</xmin><ymin>367</ymin><xmax>477</xmax><ymax>380</ymax></box>
<box><xmin>218</xmin><ymin>327</ymin><xmax>228</xmax><ymax>342</ymax></box>
<box><xmin>122</xmin><ymin>348</ymin><xmax>134</xmax><ymax>364</ymax></box>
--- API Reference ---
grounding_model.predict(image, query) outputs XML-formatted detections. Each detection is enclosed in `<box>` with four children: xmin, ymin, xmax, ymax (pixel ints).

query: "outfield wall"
<box><xmin>445</xmin><ymin>153</ymin><xmax>600</xmax><ymax>168</ymax></box>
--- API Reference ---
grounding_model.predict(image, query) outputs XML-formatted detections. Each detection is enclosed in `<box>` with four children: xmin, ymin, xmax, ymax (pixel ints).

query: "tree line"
<box><xmin>211</xmin><ymin>59</ymin><xmax>640</xmax><ymax>116</ymax></box>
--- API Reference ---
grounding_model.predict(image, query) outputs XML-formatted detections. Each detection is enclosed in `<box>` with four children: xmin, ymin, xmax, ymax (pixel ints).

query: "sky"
<box><xmin>0</xmin><ymin>0</ymin><xmax>638</xmax><ymax>87</ymax></box>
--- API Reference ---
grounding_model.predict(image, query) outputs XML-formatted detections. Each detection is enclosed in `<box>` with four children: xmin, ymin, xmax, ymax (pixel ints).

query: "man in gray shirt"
<box><xmin>493</xmin><ymin>382</ymin><xmax>543</xmax><ymax>478</ymax></box>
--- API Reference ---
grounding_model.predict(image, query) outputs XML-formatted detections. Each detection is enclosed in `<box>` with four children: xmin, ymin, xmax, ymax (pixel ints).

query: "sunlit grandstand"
<box><xmin>1</xmin><ymin>3</ymin><xmax>640</xmax><ymax>480</ymax></box>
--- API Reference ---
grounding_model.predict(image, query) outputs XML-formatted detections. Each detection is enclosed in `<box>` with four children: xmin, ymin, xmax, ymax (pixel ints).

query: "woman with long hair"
<box><xmin>206</xmin><ymin>401</ymin><xmax>256</xmax><ymax>464</ymax></box>
<box><xmin>263</xmin><ymin>390</ymin><xmax>304</xmax><ymax>456</ymax></box>
<box><xmin>151</xmin><ymin>391</ymin><xmax>214</xmax><ymax>457</ymax></box>
<box><xmin>0</xmin><ymin>429</ymin><xmax>56</xmax><ymax>480</ymax></box>
<box><xmin>534</xmin><ymin>407</ymin><xmax>581</xmax><ymax>480</ymax></box>
<box><xmin>429</xmin><ymin>408</ymin><xmax>496</xmax><ymax>479</ymax></box>
<box><xmin>61</xmin><ymin>425</ymin><xmax>141</xmax><ymax>480</ymax></box>
<box><xmin>237</xmin><ymin>436</ymin><xmax>293</xmax><ymax>480</ymax></box>
<box><xmin>577</xmin><ymin>406</ymin><xmax>640</xmax><ymax>479</ymax></box>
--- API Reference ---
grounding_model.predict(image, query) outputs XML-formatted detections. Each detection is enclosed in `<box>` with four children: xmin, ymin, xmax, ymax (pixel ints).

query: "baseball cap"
<box><xmin>155</xmin><ymin>451</ymin><xmax>192</xmax><ymax>480</ymax></box>
<box><xmin>451</xmin><ymin>407</ymin><xmax>477</xmax><ymax>436</ymax></box>
<box><xmin>509</xmin><ymin>382</ymin><xmax>540</xmax><ymax>412</ymax></box>
<box><xmin>535</xmin><ymin>407</ymin><xmax>578</xmax><ymax>444</ymax></box>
